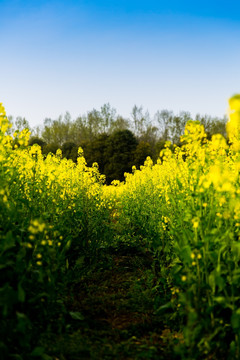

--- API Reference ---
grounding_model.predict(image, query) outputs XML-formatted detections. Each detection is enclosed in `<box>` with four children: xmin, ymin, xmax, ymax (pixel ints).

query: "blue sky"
<box><xmin>1</xmin><ymin>0</ymin><xmax>240</xmax><ymax>127</ymax></box>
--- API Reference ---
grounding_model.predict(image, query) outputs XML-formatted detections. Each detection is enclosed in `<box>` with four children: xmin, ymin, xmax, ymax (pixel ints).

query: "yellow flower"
<box><xmin>192</xmin><ymin>219</ymin><xmax>199</xmax><ymax>229</ymax></box>
<box><xmin>181</xmin><ymin>275</ymin><xmax>187</xmax><ymax>282</ymax></box>
<box><xmin>227</xmin><ymin>94</ymin><xmax>240</xmax><ymax>147</ymax></box>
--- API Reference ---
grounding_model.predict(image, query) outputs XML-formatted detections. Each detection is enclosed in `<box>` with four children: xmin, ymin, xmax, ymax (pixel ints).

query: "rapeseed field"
<box><xmin>1</xmin><ymin>96</ymin><xmax>240</xmax><ymax>359</ymax></box>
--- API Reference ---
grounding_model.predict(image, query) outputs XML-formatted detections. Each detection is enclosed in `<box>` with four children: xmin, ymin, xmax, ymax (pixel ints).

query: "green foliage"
<box><xmin>82</xmin><ymin>133</ymin><xmax>109</xmax><ymax>173</ymax></box>
<box><xmin>42</xmin><ymin>142</ymin><xmax>59</xmax><ymax>155</ymax></box>
<box><xmin>104</xmin><ymin>129</ymin><xmax>138</xmax><ymax>183</ymax></box>
<box><xmin>27</xmin><ymin>103</ymin><xmax>227</xmax><ymax>184</ymax></box>
<box><xmin>28</xmin><ymin>137</ymin><xmax>46</xmax><ymax>150</ymax></box>
<box><xmin>0</xmin><ymin>120</ymin><xmax>112</xmax><ymax>357</ymax></box>
<box><xmin>133</xmin><ymin>141</ymin><xmax>152</xmax><ymax>168</ymax></box>
<box><xmin>1</xmin><ymin>99</ymin><xmax>238</xmax><ymax>359</ymax></box>
<box><xmin>61</xmin><ymin>141</ymin><xmax>78</xmax><ymax>161</ymax></box>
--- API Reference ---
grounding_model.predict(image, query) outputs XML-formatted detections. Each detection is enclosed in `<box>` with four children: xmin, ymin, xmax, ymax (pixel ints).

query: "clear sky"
<box><xmin>1</xmin><ymin>0</ymin><xmax>240</xmax><ymax>127</ymax></box>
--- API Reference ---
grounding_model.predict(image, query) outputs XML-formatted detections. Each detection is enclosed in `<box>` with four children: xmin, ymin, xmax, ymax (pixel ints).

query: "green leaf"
<box><xmin>213</xmin><ymin>296</ymin><xmax>226</xmax><ymax>305</ymax></box>
<box><xmin>216</xmin><ymin>275</ymin><xmax>225</xmax><ymax>291</ymax></box>
<box><xmin>18</xmin><ymin>283</ymin><xmax>25</xmax><ymax>302</ymax></box>
<box><xmin>75</xmin><ymin>256</ymin><xmax>85</xmax><ymax>266</ymax></box>
<box><xmin>1</xmin><ymin>231</ymin><xmax>15</xmax><ymax>253</ymax></box>
<box><xmin>209</xmin><ymin>271</ymin><xmax>216</xmax><ymax>294</ymax></box>
<box><xmin>31</xmin><ymin>346</ymin><xmax>45</xmax><ymax>356</ymax></box>
<box><xmin>155</xmin><ymin>301</ymin><xmax>173</xmax><ymax>314</ymax></box>
<box><xmin>180</xmin><ymin>245</ymin><xmax>191</xmax><ymax>263</ymax></box>
<box><xmin>0</xmin><ymin>261</ymin><xmax>15</xmax><ymax>270</ymax></box>
<box><xmin>231</xmin><ymin>313</ymin><xmax>240</xmax><ymax>330</ymax></box>
<box><xmin>69</xmin><ymin>311</ymin><xmax>85</xmax><ymax>320</ymax></box>
<box><xmin>42</xmin><ymin>354</ymin><xmax>53</xmax><ymax>360</ymax></box>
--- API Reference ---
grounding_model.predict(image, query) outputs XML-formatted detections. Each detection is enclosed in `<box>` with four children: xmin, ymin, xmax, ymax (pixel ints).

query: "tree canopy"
<box><xmin>14</xmin><ymin>103</ymin><xmax>227</xmax><ymax>183</ymax></box>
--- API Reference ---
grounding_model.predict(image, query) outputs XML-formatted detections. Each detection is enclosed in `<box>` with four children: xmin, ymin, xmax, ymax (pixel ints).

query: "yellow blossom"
<box><xmin>192</xmin><ymin>219</ymin><xmax>199</xmax><ymax>229</ymax></box>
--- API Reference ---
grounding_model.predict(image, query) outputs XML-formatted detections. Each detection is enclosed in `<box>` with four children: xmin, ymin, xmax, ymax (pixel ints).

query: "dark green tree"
<box><xmin>83</xmin><ymin>134</ymin><xmax>109</xmax><ymax>173</ymax></box>
<box><xmin>28</xmin><ymin>137</ymin><xmax>46</xmax><ymax>151</ymax></box>
<box><xmin>61</xmin><ymin>141</ymin><xmax>78</xmax><ymax>162</ymax></box>
<box><xmin>133</xmin><ymin>141</ymin><xmax>152</xmax><ymax>168</ymax></box>
<box><xmin>104</xmin><ymin>130</ymin><xmax>138</xmax><ymax>183</ymax></box>
<box><xmin>42</xmin><ymin>143</ymin><xmax>59</xmax><ymax>155</ymax></box>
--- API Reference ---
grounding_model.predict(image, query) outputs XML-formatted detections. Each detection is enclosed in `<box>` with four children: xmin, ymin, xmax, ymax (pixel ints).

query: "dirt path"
<box><xmin>43</xmin><ymin>249</ymin><xmax>180</xmax><ymax>359</ymax></box>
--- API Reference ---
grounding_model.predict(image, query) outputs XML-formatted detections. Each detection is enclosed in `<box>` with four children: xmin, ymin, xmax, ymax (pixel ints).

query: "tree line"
<box><xmin>8</xmin><ymin>103</ymin><xmax>227</xmax><ymax>183</ymax></box>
